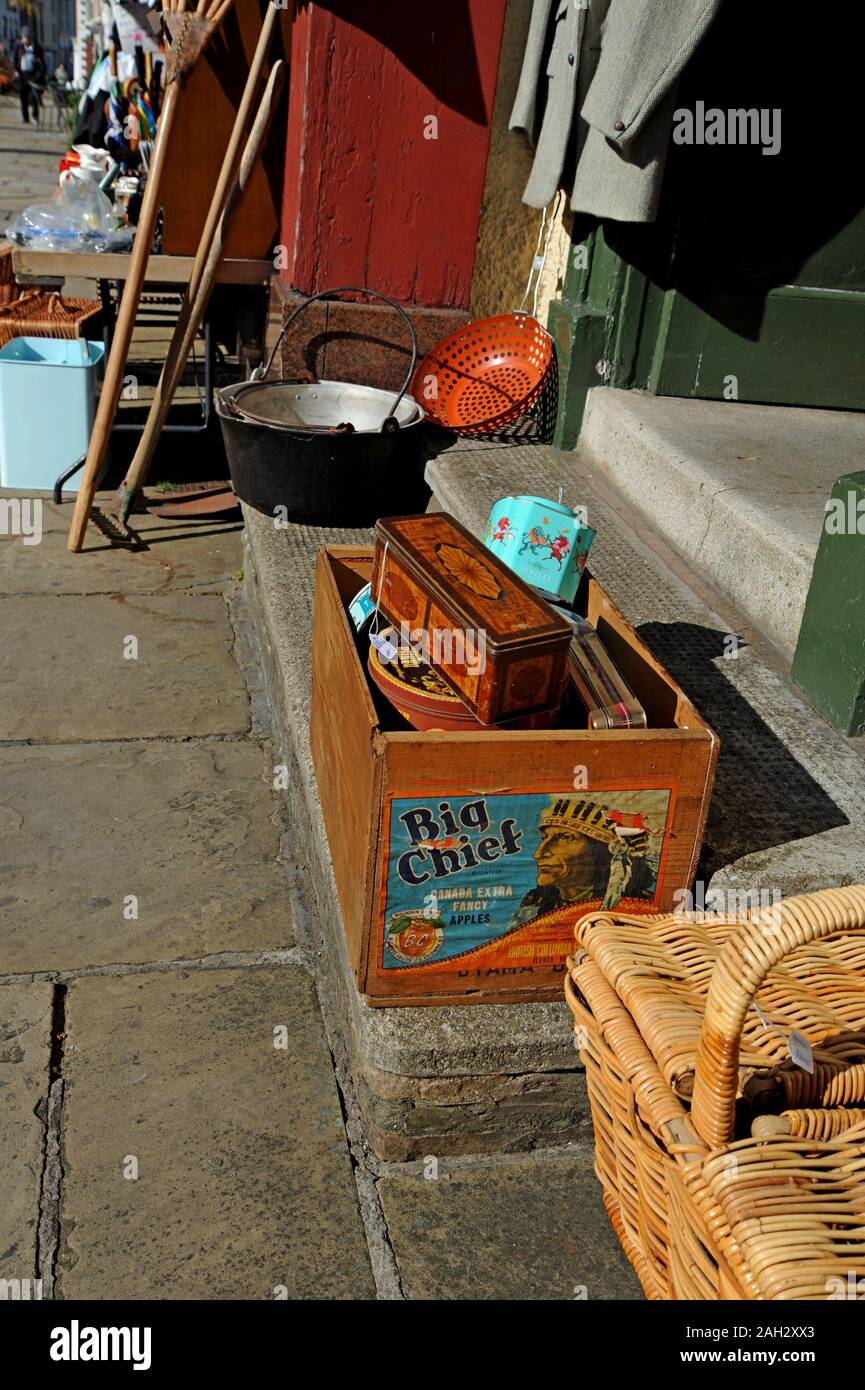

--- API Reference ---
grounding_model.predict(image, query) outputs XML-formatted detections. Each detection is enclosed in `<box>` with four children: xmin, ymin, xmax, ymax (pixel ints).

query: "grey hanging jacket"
<box><xmin>510</xmin><ymin>0</ymin><xmax>723</xmax><ymax>222</ymax></box>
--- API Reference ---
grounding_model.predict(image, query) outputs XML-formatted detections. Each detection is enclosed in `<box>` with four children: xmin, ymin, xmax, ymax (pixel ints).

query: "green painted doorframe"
<box><xmin>548</xmin><ymin>220</ymin><xmax>656</xmax><ymax>449</ymax></box>
<box><xmin>549</xmin><ymin>210</ymin><xmax>865</xmax><ymax>450</ymax></box>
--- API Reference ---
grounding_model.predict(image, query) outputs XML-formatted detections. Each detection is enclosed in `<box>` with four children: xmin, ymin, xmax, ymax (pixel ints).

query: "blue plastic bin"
<box><xmin>0</xmin><ymin>337</ymin><xmax>105</xmax><ymax>491</ymax></box>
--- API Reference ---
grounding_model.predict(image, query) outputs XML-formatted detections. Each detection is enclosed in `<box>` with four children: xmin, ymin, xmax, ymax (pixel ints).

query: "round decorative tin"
<box><xmin>366</xmin><ymin>628</ymin><xmax>558</xmax><ymax>732</ymax></box>
<box><xmin>481</xmin><ymin>494</ymin><xmax>596</xmax><ymax>604</ymax></box>
<box><xmin>367</xmin><ymin>627</ymin><xmax>481</xmax><ymax>731</ymax></box>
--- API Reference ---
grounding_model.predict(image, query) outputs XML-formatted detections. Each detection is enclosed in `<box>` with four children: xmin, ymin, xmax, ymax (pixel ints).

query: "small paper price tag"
<box><xmin>532</xmin><ymin>255</ymin><xmax>544</xmax><ymax>271</ymax></box>
<box><xmin>788</xmin><ymin>1030</ymin><xmax>814</xmax><ymax>1074</ymax></box>
<box><xmin>370</xmin><ymin>632</ymin><xmax>397</xmax><ymax>664</ymax></box>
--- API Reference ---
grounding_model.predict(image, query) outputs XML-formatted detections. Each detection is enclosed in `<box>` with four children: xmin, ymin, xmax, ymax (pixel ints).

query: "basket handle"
<box><xmin>691</xmin><ymin>884</ymin><xmax>865</xmax><ymax>1149</ymax></box>
<box><xmin>255</xmin><ymin>285</ymin><xmax>418</xmax><ymax>430</ymax></box>
<box><xmin>0</xmin><ymin>287</ymin><xmax>38</xmax><ymax>318</ymax></box>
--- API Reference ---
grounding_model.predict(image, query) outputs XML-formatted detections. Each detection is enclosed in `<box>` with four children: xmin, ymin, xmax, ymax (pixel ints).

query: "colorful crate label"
<box><xmin>378</xmin><ymin>786</ymin><xmax>674</xmax><ymax>974</ymax></box>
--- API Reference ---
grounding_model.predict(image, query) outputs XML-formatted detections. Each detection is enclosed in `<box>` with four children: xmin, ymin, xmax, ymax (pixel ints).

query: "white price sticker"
<box><xmin>788</xmin><ymin>1030</ymin><xmax>814</xmax><ymax>1074</ymax></box>
<box><xmin>370</xmin><ymin>632</ymin><xmax>397</xmax><ymax>664</ymax></box>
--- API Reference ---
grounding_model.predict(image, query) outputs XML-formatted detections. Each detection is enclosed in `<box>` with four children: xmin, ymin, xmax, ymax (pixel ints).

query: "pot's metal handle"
<box><xmin>218</xmin><ymin>386</ymin><xmax>244</xmax><ymax>420</ymax></box>
<box><xmin>255</xmin><ymin>286</ymin><xmax>419</xmax><ymax>429</ymax></box>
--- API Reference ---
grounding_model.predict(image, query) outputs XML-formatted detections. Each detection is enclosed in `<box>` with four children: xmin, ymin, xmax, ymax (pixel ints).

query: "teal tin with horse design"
<box><xmin>481</xmin><ymin>495</ymin><xmax>596</xmax><ymax>605</ymax></box>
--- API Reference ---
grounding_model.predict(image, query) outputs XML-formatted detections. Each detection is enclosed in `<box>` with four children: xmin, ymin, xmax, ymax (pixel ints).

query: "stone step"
<box><xmin>577</xmin><ymin>388</ymin><xmax>865</xmax><ymax>656</ymax></box>
<box><xmin>241</xmin><ymin>509</ymin><xmax>587</xmax><ymax>1161</ymax></box>
<box><xmin>243</xmin><ymin>428</ymin><xmax>865</xmax><ymax>1159</ymax></box>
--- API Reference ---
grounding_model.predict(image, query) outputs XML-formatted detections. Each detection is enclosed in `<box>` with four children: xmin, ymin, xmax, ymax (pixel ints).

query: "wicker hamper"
<box><xmin>0</xmin><ymin>290</ymin><xmax>102</xmax><ymax>347</ymax></box>
<box><xmin>565</xmin><ymin>885</ymin><xmax>865</xmax><ymax>1299</ymax></box>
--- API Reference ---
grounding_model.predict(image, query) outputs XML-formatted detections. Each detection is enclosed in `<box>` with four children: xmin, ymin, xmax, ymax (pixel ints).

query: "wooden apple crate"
<box><xmin>310</xmin><ymin>546</ymin><xmax>719</xmax><ymax>1007</ymax></box>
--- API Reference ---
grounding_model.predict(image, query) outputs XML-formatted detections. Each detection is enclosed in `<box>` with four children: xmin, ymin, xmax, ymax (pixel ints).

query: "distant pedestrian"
<box><xmin>15</xmin><ymin>27</ymin><xmax>46</xmax><ymax>125</ymax></box>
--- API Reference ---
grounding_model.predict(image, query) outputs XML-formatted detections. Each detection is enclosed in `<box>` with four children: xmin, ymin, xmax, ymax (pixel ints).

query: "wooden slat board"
<box><xmin>310</xmin><ymin>548</ymin><xmax>382</xmax><ymax>983</ymax></box>
<box><xmin>12</xmin><ymin>250</ymin><xmax>274</xmax><ymax>287</ymax></box>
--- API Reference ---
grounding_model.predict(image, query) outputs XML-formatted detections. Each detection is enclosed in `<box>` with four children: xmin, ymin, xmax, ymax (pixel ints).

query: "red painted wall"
<box><xmin>280</xmin><ymin>1</ymin><xmax>508</xmax><ymax>309</ymax></box>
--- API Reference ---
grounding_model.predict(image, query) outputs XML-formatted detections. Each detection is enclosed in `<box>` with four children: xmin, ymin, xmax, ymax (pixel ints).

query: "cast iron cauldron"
<box><xmin>216</xmin><ymin>287</ymin><xmax>428</xmax><ymax>526</ymax></box>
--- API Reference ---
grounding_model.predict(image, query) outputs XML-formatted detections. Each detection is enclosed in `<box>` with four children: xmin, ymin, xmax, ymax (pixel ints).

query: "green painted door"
<box><xmin>550</xmin><ymin>3</ymin><xmax>865</xmax><ymax>442</ymax></box>
<box><xmin>637</xmin><ymin>163</ymin><xmax>865</xmax><ymax>409</ymax></box>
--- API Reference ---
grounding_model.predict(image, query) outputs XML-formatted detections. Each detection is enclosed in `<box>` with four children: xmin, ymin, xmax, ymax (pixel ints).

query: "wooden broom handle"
<box><xmin>691</xmin><ymin>884</ymin><xmax>865</xmax><ymax>1149</ymax></box>
<box><xmin>67</xmin><ymin>3</ymin><xmax>234</xmax><ymax>551</ymax></box>
<box><xmin>118</xmin><ymin>0</ymin><xmax>292</xmax><ymax>511</ymax></box>
<box><xmin>67</xmin><ymin>76</ymin><xmax>182</xmax><ymax>551</ymax></box>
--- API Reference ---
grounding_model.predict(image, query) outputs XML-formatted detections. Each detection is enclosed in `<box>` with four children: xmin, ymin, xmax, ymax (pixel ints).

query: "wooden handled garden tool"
<box><xmin>67</xmin><ymin>0</ymin><xmax>237</xmax><ymax>553</ymax></box>
<box><xmin>115</xmin><ymin>0</ymin><xmax>292</xmax><ymax>530</ymax></box>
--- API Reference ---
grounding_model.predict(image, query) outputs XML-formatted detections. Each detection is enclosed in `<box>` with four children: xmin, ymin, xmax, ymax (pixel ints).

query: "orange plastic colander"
<box><xmin>411</xmin><ymin>199</ymin><xmax>559</xmax><ymax>436</ymax></box>
<box><xmin>411</xmin><ymin>312</ymin><xmax>553</xmax><ymax>436</ymax></box>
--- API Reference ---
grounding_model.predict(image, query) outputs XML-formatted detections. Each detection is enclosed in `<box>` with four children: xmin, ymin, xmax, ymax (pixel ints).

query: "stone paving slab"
<box><xmin>114</xmin><ymin>521</ymin><xmax>244</xmax><ymax>592</ymax></box>
<box><xmin>0</xmin><ymin>522</ymin><xmax>243</xmax><ymax>596</ymax></box>
<box><xmin>379</xmin><ymin>1156</ymin><xmax>642</xmax><ymax>1300</ymax></box>
<box><xmin>0</xmin><ymin>980</ymin><xmax>54</xmax><ymax>1290</ymax></box>
<box><xmin>57</xmin><ymin>967</ymin><xmax>374</xmax><ymax>1299</ymax></box>
<box><xmin>0</xmin><ymin>493</ymin><xmax>83</xmax><ymax>534</ymax></box>
<box><xmin>0</xmin><ymin>491</ymin><xmax>215</xmax><ymax>534</ymax></box>
<box><xmin>0</xmin><ymin>593</ymin><xmax>249</xmax><ymax>741</ymax></box>
<box><xmin>0</xmin><ymin>741</ymin><xmax>292</xmax><ymax>973</ymax></box>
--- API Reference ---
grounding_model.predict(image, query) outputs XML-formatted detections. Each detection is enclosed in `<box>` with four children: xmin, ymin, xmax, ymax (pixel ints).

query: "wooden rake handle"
<box><xmin>691</xmin><ymin>884</ymin><xmax>865</xmax><ymax>1149</ymax></box>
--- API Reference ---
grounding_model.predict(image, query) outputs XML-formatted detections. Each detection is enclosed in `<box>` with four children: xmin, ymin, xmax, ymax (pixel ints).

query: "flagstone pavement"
<box><xmin>0</xmin><ymin>496</ymin><xmax>639</xmax><ymax>1301</ymax></box>
<box><xmin>0</xmin><ymin>99</ymin><xmax>637</xmax><ymax>1300</ymax></box>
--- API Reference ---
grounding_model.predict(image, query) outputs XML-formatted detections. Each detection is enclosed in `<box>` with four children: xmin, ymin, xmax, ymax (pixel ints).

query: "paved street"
<box><xmin>0</xmin><ymin>500</ymin><xmax>638</xmax><ymax>1300</ymax></box>
<box><xmin>0</xmin><ymin>101</ymin><xmax>640</xmax><ymax>1300</ymax></box>
<box><xmin>3</xmin><ymin>87</ymin><xmax>864</xmax><ymax>1309</ymax></box>
<box><xmin>0</xmin><ymin>91</ymin><xmax>67</xmax><ymax>226</ymax></box>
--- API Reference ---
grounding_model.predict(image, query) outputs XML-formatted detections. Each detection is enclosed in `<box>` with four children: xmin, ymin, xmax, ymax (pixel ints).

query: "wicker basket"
<box><xmin>566</xmin><ymin>885</ymin><xmax>865</xmax><ymax>1300</ymax></box>
<box><xmin>0</xmin><ymin>290</ymin><xmax>102</xmax><ymax>347</ymax></box>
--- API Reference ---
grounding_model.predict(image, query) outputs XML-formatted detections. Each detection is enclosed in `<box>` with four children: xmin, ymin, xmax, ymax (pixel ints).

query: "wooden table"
<box><xmin>11</xmin><ymin>250</ymin><xmax>274</xmax><ymax>288</ymax></box>
<box><xmin>12</xmin><ymin>249</ymin><xmax>273</xmax><ymax>372</ymax></box>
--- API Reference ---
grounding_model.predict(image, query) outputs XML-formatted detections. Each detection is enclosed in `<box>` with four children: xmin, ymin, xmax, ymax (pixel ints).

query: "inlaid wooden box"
<box><xmin>372</xmin><ymin>513</ymin><xmax>572</xmax><ymax>725</ymax></box>
<box><xmin>311</xmin><ymin>546</ymin><xmax>719</xmax><ymax>1008</ymax></box>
